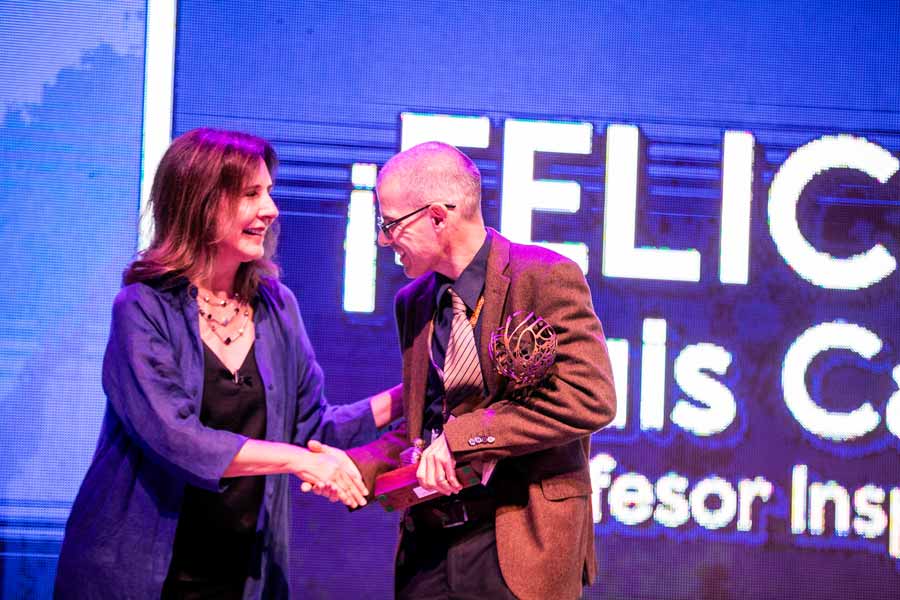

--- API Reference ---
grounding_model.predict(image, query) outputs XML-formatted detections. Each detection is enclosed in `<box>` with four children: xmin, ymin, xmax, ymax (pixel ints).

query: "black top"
<box><xmin>163</xmin><ymin>343</ymin><xmax>267</xmax><ymax>598</ymax></box>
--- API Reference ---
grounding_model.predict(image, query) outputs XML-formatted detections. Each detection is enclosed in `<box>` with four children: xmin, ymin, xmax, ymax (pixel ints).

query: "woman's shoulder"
<box><xmin>115</xmin><ymin>280</ymin><xmax>158</xmax><ymax>306</ymax></box>
<box><xmin>257</xmin><ymin>276</ymin><xmax>296</xmax><ymax>307</ymax></box>
<box><xmin>112</xmin><ymin>278</ymin><xmax>186</xmax><ymax>320</ymax></box>
<box><xmin>257</xmin><ymin>277</ymin><xmax>304</xmax><ymax>329</ymax></box>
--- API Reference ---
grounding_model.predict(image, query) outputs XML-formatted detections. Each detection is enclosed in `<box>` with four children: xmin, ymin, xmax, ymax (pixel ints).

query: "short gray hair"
<box><xmin>377</xmin><ymin>142</ymin><xmax>482</xmax><ymax>219</ymax></box>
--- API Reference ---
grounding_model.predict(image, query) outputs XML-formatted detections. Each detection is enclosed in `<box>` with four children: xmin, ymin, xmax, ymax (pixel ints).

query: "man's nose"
<box><xmin>377</xmin><ymin>229</ymin><xmax>391</xmax><ymax>247</ymax></box>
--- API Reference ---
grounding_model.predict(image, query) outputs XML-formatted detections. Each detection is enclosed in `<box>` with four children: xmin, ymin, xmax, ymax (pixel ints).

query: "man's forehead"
<box><xmin>376</xmin><ymin>177</ymin><xmax>413</xmax><ymax>214</ymax></box>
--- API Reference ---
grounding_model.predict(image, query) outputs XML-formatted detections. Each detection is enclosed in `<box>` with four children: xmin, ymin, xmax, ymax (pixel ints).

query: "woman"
<box><xmin>55</xmin><ymin>128</ymin><xmax>399</xmax><ymax>599</ymax></box>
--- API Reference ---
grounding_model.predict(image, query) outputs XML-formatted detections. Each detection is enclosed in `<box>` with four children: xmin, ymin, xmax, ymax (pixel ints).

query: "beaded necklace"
<box><xmin>198</xmin><ymin>291</ymin><xmax>251</xmax><ymax>346</ymax></box>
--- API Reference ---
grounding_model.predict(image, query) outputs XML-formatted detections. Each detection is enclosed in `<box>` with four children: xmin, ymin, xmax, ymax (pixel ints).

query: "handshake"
<box><xmin>295</xmin><ymin>432</ymin><xmax>490</xmax><ymax>511</ymax></box>
<box><xmin>283</xmin><ymin>383</ymin><xmax>405</xmax><ymax>509</ymax></box>
<box><xmin>296</xmin><ymin>439</ymin><xmax>369</xmax><ymax>509</ymax></box>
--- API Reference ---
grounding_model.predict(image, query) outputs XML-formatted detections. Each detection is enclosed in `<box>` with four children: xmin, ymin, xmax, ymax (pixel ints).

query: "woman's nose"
<box><xmin>260</xmin><ymin>192</ymin><xmax>279</xmax><ymax>221</ymax></box>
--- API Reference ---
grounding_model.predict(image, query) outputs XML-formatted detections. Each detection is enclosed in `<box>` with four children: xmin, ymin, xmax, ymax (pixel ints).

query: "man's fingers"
<box><xmin>444</xmin><ymin>464</ymin><xmax>461</xmax><ymax>494</ymax></box>
<box><xmin>435</xmin><ymin>462</ymin><xmax>454</xmax><ymax>495</ymax></box>
<box><xmin>415</xmin><ymin>445</ymin><xmax>459</xmax><ymax>495</ymax></box>
<box><xmin>308</xmin><ymin>440</ymin><xmax>340</xmax><ymax>456</ymax></box>
<box><xmin>324</xmin><ymin>483</ymin><xmax>342</xmax><ymax>503</ymax></box>
<box><xmin>334</xmin><ymin>472</ymin><xmax>363</xmax><ymax>508</ymax></box>
<box><xmin>416</xmin><ymin>455</ymin><xmax>429</xmax><ymax>489</ymax></box>
<box><xmin>426</xmin><ymin>444</ymin><xmax>454</xmax><ymax>495</ymax></box>
<box><xmin>424</xmin><ymin>454</ymin><xmax>438</xmax><ymax>491</ymax></box>
<box><xmin>308</xmin><ymin>481</ymin><xmax>335</xmax><ymax>501</ymax></box>
<box><xmin>347</xmin><ymin>473</ymin><xmax>368</xmax><ymax>504</ymax></box>
<box><xmin>428</xmin><ymin>453</ymin><xmax>454</xmax><ymax>495</ymax></box>
<box><xmin>341</xmin><ymin>456</ymin><xmax>369</xmax><ymax>499</ymax></box>
<box><xmin>345</xmin><ymin>475</ymin><xmax>366</xmax><ymax>508</ymax></box>
<box><xmin>335</xmin><ymin>484</ymin><xmax>353</xmax><ymax>507</ymax></box>
<box><xmin>316</xmin><ymin>473</ymin><xmax>360</xmax><ymax>508</ymax></box>
<box><xmin>444</xmin><ymin>458</ymin><xmax>462</xmax><ymax>492</ymax></box>
<box><xmin>329</xmin><ymin>451</ymin><xmax>368</xmax><ymax>504</ymax></box>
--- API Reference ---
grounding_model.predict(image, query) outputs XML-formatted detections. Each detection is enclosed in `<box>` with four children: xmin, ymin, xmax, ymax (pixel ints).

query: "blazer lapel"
<box><xmin>403</xmin><ymin>274</ymin><xmax>437</xmax><ymax>441</ymax></box>
<box><xmin>478</xmin><ymin>229</ymin><xmax>511</xmax><ymax>399</ymax></box>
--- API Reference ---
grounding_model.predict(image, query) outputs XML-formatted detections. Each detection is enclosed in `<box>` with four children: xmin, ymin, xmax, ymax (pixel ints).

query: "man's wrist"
<box><xmin>442</xmin><ymin>422</ymin><xmax>464</xmax><ymax>455</ymax></box>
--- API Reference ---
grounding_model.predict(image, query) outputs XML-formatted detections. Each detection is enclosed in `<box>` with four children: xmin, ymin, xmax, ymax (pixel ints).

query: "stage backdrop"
<box><xmin>0</xmin><ymin>1</ymin><xmax>146</xmax><ymax>598</ymax></box>
<box><xmin>3</xmin><ymin>1</ymin><xmax>900</xmax><ymax>598</ymax></box>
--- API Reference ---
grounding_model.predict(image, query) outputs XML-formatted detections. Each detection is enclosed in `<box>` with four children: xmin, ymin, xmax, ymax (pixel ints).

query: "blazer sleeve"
<box><xmin>443</xmin><ymin>258</ymin><xmax>617</xmax><ymax>462</ymax></box>
<box><xmin>344</xmin><ymin>420</ymin><xmax>409</xmax><ymax>497</ymax></box>
<box><xmin>102</xmin><ymin>287</ymin><xmax>247</xmax><ymax>491</ymax></box>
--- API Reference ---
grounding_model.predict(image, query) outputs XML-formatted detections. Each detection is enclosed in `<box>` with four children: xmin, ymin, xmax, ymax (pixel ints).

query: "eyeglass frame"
<box><xmin>376</xmin><ymin>202</ymin><xmax>456</xmax><ymax>238</ymax></box>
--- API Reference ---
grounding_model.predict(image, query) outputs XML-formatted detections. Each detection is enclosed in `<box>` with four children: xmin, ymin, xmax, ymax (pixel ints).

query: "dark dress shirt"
<box><xmin>423</xmin><ymin>231</ymin><xmax>492</xmax><ymax>434</ymax></box>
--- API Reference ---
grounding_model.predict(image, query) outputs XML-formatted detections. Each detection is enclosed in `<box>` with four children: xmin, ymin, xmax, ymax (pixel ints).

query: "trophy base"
<box><xmin>374</xmin><ymin>463</ymin><xmax>481</xmax><ymax>512</ymax></box>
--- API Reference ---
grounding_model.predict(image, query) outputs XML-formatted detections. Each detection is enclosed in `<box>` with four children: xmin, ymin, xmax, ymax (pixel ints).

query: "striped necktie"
<box><xmin>442</xmin><ymin>288</ymin><xmax>484</xmax><ymax>412</ymax></box>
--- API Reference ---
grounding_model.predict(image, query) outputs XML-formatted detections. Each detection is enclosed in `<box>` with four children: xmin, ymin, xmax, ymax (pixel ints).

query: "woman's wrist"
<box><xmin>288</xmin><ymin>445</ymin><xmax>313</xmax><ymax>476</ymax></box>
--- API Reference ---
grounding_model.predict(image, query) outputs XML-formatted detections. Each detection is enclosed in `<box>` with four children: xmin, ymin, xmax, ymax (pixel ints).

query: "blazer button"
<box><xmin>486</xmin><ymin>436</ymin><xmax>495</xmax><ymax>443</ymax></box>
<box><xmin>473</xmin><ymin>436</ymin><xmax>483</xmax><ymax>444</ymax></box>
<box><xmin>468</xmin><ymin>438</ymin><xmax>477</xmax><ymax>446</ymax></box>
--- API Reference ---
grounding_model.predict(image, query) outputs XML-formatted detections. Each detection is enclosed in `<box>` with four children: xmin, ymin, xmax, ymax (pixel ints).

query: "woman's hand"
<box><xmin>294</xmin><ymin>443</ymin><xmax>368</xmax><ymax>508</ymax></box>
<box><xmin>221</xmin><ymin>439</ymin><xmax>368</xmax><ymax>507</ymax></box>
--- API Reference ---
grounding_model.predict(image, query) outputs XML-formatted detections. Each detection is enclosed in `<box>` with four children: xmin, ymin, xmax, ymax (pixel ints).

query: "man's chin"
<box><xmin>402</xmin><ymin>263</ymin><xmax>424</xmax><ymax>279</ymax></box>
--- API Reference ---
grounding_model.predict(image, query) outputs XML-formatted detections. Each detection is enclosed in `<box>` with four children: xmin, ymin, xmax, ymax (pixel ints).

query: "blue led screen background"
<box><xmin>0</xmin><ymin>2</ymin><xmax>146</xmax><ymax>598</ymax></box>
<box><xmin>2</xmin><ymin>1</ymin><xmax>899</xmax><ymax>598</ymax></box>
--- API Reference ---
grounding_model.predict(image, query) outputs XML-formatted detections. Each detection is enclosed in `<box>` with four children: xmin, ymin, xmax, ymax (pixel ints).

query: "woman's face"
<box><xmin>215</xmin><ymin>158</ymin><xmax>278</xmax><ymax>268</ymax></box>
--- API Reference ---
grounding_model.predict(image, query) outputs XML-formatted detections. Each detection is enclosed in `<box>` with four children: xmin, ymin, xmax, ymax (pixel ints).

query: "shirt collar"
<box><xmin>435</xmin><ymin>229</ymin><xmax>492</xmax><ymax>311</ymax></box>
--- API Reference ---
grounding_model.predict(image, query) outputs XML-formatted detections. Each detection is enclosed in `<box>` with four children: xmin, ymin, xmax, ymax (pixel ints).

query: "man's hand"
<box><xmin>305</xmin><ymin>440</ymin><xmax>368</xmax><ymax>507</ymax></box>
<box><xmin>416</xmin><ymin>433</ymin><xmax>462</xmax><ymax>496</ymax></box>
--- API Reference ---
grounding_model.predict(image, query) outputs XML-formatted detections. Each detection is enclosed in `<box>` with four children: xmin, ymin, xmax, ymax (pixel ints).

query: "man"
<box><xmin>343</xmin><ymin>142</ymin><xmax>616</xmax><ymax>599</ymax></box>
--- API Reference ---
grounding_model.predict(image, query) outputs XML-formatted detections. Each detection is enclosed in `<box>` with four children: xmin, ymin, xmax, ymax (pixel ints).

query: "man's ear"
<box><xmin>429</xmin><ymin>203</ymin><xmax>449</xmax><ymax>229</ymax></box>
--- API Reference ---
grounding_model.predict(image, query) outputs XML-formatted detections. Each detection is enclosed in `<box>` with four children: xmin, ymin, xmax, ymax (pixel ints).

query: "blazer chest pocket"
<box><xmin>540</xmin><ymin>473</ymin><xmax>593</xmax><ymax>501</ymax></box>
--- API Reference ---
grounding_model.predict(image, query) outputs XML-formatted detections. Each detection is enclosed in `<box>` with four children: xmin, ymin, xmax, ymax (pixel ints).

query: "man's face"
<box><xmin>376</xmin><ymin>178</ymin><xmax>443</xmax><ymax>279</ymax></box>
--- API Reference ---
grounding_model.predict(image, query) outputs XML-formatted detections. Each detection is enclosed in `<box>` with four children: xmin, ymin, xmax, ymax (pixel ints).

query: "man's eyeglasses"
<box><xmin>376</xmin><ymin>203</ymin><xmax>456</xmax><ymax>238</ymax></box>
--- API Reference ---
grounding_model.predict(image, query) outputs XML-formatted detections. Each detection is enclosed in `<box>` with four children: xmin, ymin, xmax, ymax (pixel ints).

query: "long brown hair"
<box><xmin>124</xmin><ymin>128</ymin><xmax>280</xmax><ymax>298</ymax></box>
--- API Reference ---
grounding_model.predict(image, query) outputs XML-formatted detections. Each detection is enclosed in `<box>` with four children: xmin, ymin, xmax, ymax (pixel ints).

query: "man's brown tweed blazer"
<box><xmin>347</xmin><ymin>229</ymin><xmax>617</xmax><ymax>600</ymax></box>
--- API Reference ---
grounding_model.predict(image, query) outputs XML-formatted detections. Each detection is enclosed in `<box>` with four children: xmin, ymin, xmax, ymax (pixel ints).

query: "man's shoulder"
<box><xmin>509</xmin><ymin>241</ymin><xmax>570</xmax><ymax>265</ymax></box>
<box><xmin>488</xmin><ymin>229</ymin><xmax>574</xmax><ymax>270</ymax></box>
<box><xmin>504</xmin><ymin>239</ymin><xmax>579</xmax><ymax>279</ymax></box>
